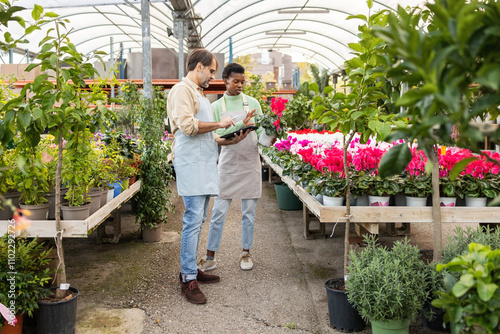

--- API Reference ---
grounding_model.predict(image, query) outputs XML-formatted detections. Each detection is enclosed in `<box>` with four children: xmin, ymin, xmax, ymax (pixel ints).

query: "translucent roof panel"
<box><xmin>7</xmin><ymin>0</ymin><xmax>426</xmax><ymax>70</ymax></box>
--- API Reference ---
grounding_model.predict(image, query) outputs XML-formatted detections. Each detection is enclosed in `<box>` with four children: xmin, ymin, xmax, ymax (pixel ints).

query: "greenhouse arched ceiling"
<box><xmin>8</xmin><ymin>0</ymin><xmax>425</xmax><ymax>71</ymax></box>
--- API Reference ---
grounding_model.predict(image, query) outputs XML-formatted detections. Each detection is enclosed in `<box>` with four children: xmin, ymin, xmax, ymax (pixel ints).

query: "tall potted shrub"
<box><xmin>136</xmin><ymin>88</ymin><xmax>174</xmax><ymax>242</ymax></box>
<box><xmin>1</xmin><ymin>4</ymin><xmax>115</xmax><ymax>332</ymax></box>
<box><xmin>310</xmin><ymin>4</ymin><xmax>402</xmax><ymax>331</ymax></box>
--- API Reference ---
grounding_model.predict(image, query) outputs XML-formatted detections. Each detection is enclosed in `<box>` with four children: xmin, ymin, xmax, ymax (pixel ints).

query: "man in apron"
<box><xmin>197</xmin><ymin>63</ymin><xmax>263</xmax><ymax>272</ymax></box>
<box><xmin>167</xmin><ymin>50</ymin><xmax>250</xmax><ymax>304</ymax></box>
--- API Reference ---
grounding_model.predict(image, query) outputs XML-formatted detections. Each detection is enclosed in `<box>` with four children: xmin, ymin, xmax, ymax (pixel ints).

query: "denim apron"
<box><xmin>173</xmin><ymin>94</ymin><xmax>218</xmax><ymax>197</ymax></box>
<box><xmin>217</xmin><ymin>94</ymin><xmax>261</xmax><ymax>199</ymax></box>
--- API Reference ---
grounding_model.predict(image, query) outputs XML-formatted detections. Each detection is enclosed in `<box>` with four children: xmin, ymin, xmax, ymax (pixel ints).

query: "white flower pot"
<box><xmin>258</xmin><ymin>131</ymin><xmax>276</xmax><ymax>147</ymax></box>
<box><xmin>323</xmin><ymin>195</ymin><xmax>344</xmax><ymax>207</ymax></box>
<box><xmin>440</xmin><ymin>197</ymin><xmax>456</xmax><ymax>207</ymax></box>
<box><xmin>405</xmin><ymin>196</ymin><xmax>428</xmax><ymax>207</ymax></box>
<box><xmin>368</xmin><ymin>195</ymin><xmax>390</xmax><ymax>207</ymax></box>
<box><xmin>313</xmin><ymin>194</ymin><xmax>323</xmax><ymax>204</ymax></box>
<box><xmin>465</xmin><ymin>196</ymin><xmax>487</xmax><ymax>207</ymax></box>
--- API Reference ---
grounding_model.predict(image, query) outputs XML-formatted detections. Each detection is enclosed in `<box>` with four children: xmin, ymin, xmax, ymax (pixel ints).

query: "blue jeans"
<box><xmin>207</xmin><ymin>198</ymin><xmax>258</xmax><ymax>252</ymax></box>
<box><xmin>180</xmin><ymin>195</ymin><xmax>210</xmax><ymax>282</ymax></box>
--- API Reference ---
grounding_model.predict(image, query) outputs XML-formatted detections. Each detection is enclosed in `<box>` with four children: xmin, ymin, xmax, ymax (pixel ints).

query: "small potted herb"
<box><xmin>347</xmin><ymin>235</ymin><xmax>429</xmax><ymax>333</ymax></box>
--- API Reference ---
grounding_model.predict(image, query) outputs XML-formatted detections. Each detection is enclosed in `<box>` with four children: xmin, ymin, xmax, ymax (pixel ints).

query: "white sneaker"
<box><xmin>240</xmin><ymin>251</ymin><xmax>253</xmax><ymax>270</ymax></box>
<box><xmin>197</xmin><ymin>256</ymin><xmax>216</xmax><ymax>272</ymax></box>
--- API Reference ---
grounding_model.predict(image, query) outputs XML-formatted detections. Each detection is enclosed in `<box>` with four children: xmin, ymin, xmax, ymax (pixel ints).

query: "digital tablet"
<box><xmin>220</xmin><ymin>125</ymin><xmax>258</xmax><ymax>139</ymax></box>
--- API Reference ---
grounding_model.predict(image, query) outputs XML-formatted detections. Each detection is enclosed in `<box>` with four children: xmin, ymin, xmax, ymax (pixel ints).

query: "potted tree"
<box><xmin>347</xmin><ymin>235</ymin><xmax>429</xmax><ymax>333</ymax></box>
<box><xmin>0</xmin><ymin>234</ymin><xmax>53</xmax><ymax>333</ymax></box>
<box><xmin>13</xmin><ymin>141</ymin><xmax>50</xmax><ymax>220</ymax></box>
<box><xmin>136</xmin><ymin>88</ymin><xmax>174</xmax><ymax>242</ymax></box>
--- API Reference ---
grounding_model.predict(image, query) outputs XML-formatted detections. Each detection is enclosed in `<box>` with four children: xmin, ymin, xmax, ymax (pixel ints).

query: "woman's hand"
<box><xmin>243</xmin><ymin>109</ymin><xmax>257</xmax><ymax>127</ymax></box>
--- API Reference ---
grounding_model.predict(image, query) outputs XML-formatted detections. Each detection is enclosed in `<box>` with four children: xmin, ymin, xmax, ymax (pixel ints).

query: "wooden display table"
<box><xmin>260</xmin><ymin>150</ymin><xmax>500</xmax><ymax>239</ymax></box>
<box><xmin>0</xmin><ymin>181</ymin><xmax>140</xmax><ymax>243</ymax></box>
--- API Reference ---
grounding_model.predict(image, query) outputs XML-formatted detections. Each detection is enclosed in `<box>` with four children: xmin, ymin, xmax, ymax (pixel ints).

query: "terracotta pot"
<box><xmin>129</xmin><ymin>175</ymin><xmax>137</xmax><ymax>185</ymax></box>
<box><xmin>142</xmin><ymin>226</ymin><xmax>162</xmax><ymax>242</ymax></box>
<box><xmin>0</xmin><ymin>314</ymin><xmax>23</xmax><ymax>334</ymax></box>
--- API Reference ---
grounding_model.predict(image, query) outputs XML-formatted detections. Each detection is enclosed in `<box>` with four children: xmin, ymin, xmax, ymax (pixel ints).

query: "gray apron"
<box><xmin>173</xmin><ymin>94</ymin><xmax>218</xmax><ymax>197</ymax></box>
<box><xmin>217</xmin><ymin>94</ymin><xmax>262</xmax><ymax>199</ymax></box>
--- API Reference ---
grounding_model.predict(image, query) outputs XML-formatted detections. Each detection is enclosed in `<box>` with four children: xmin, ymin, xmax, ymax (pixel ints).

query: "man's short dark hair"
<box><xmin>222</xmin><ymin>63</ymin><xmax>245</xmax><ymax>80</ymax></box>
<box><xmin>186</xmin><ymin>49</ymin><xmax>219</xmax><ymax>72</ymax></box>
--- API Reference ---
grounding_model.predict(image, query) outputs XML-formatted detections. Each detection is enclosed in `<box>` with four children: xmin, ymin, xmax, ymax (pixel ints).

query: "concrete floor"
<box><xmin>36</xmin><ymin>177</ymin><xmax>477</xmax><ymax>334</ymax></box>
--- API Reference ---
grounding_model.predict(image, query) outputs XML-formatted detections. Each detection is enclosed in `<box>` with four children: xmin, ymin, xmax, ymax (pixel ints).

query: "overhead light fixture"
<box><xmin>265</xmin><ymin>30</ymin><xmax>306</xmax><ymax>35</ymax></box>
<box><xmin>278</xmin><ymin>9</ymin><xmax>330</xmax><ymax>14</ymax></box>
<box><xmin>257</xmin><ymin>44</ymin><xmax>291</xmax><ymax>49</ymax></box>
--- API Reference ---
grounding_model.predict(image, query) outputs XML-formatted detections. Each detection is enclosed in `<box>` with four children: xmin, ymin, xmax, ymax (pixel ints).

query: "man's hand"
<box><xmin>243</xmin><ymin>109</ymin><xmax>257</xmax><ymax>127</ymax></box>
<box><xmin>219</xmin><ymin>116</ymin><xmax>235</xmax><ymax>129</ymax></box>
<box><xmin>215</xmin><ymin>129</ymin><xmax>251</xmax><ymax>146</ymax></box>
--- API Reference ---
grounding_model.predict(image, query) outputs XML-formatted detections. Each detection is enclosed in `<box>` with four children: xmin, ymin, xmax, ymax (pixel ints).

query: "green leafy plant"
<box><xmin>347</xmin><ymin>235</ymin><xmax>429</xmax><ymax>322</ymax></box>
<box><xmin>13</xmin><ymin>140</ymin><xmax>49</xmax><ymax>205</ymax></box>
<box><xmin>280</xmin><ymin>93</ymin><xmax>313</xmax><ymax>131</ymax></box>
<box><xmin>440</xmin><ymin>177</ymin><xmax>463</xmax><ymax>198</ymax></box>
<box><xmin>460</xmin><ymin>174</ymin><xmax>499</xmax><ymax>199</ymax></box>
<box><xmin>319</xmin><ymin>172</ymin><xmax>347</xmax><ymax>198</ymax></box>
<box><xmin>432</xmin><ymin>243</ymin><xmax>500</xmax><ymax>334</ymax></box>
<box><xmin>135</xmin><ymin>88</ymin><xmax>174</xmax><ymax>229</ymax></box>
<box><xmin>356</xmin><ymin>174</ymin><xmax>401</xmax><ymax>197</ymax></box>
<box><xmin>404</xmin><ymin>174</ymin><xmax>433</xmax><ymax>198</ymax></box>
<box><xmin>0</xmin><ymin>234</ymin><xmax>53</xmax><ymax>330</ymax></box>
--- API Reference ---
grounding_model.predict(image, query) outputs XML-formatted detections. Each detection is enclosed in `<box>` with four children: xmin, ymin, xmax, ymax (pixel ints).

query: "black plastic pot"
<box><xmin>37</xmin><ymin>287</ymin><xmax>79</xmax><ymax>334</ymax></box>
<box><xmin>325</xmin><ymin>278</ymin><xmax>366</xmax><ymax>333</ymax></box>
<box><xmin>421</xmin><ymin>300</ymin><xmax>450</xmax><ymax>332</ymax></box>
<box><xmin>261</xmin><ymin>166</ymin><xmax>269</xmax><ymax>181</ymax></box>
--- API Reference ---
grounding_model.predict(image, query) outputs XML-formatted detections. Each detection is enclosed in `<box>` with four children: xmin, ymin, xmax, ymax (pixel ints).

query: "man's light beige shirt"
<box><xmin>167</xmin><ymin>77</ymin><xmax>203</xmax><ymax>136</ymax></box>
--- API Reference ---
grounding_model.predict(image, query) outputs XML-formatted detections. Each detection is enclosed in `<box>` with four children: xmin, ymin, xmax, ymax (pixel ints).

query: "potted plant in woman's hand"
<box><xmin>347</xmin><ymin>235</ymin><xmax>429</xmax><ymax>334</ymax></box>
<box><xmin>0</xmin><ymin>234</ymin><xmax>53</xmax><ymax>331</ymax></box>
<box><xmin>256</xmin><ymin>97</ymin><xmax>288</xmax><ymax>146</ymax></box>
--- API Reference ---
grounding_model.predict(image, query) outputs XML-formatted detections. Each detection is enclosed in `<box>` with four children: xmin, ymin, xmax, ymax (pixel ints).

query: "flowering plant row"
<box><xmin>267</xmin><ymin>132</ymin><xmax>500</xmax><ymax>199</ymax></box>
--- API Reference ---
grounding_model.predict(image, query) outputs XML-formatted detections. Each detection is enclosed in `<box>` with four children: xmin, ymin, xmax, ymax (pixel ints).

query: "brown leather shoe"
<box><xmin>178</xmin><ymin>269</ymin><xmax>220</xmax><ymax>284</ymax></box>
<box><xmin>181</xmin><ymin>280</ymin><xmax>206</xmax><ymax>304</ymax></box>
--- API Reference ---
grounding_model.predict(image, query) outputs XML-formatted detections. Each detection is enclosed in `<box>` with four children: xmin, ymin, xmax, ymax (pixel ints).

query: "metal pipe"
<box><xmin>120</xmin><ymin>42</ymin><xmax>124</xmax><ymax>79</ymax></box>
<box><xmin>178</xmin><ymin>20</ymin><xmax>184</xmax><ymax>80</ymax></box>
<box><xmin>141</xmin><ymin>0</ymin><xmax>152</xmax><ymax>100</ymax></box>
<box><xmin>229</xmin><ymin>36</ymin><xmax>233</xmax><ymax>63</ymax></box>
<box><xmin>110</xmin><ymin>37</ymin><xmax>115</xmax><ymax>98</ymax></box>
<box><xmin>8</xmin><ymin>49</ymin><xmax>13</xmax><ymax>63</ymax></box>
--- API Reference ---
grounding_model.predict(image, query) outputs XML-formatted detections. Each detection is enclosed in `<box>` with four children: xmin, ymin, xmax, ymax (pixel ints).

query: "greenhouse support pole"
<box><xmin>142</xmin><ymin>0</ymin><xmax>153</xmax><ymax>100</ymax></box>
<box><xmin>229</xmin><ymin>36</ymin><xmax>233</xmax><ymax>63</ymax></box>
<box><xmin>8</xmin><ymin>49</ymin><xmax>13</xmax><ymax>63</ymax></box>
<box><xmin>25</xmin><ymin>49</ymin><xmax>29</xmax><ymax>63</ymax></box>
<box><xmin>110</xmin><ymin>37</ymin><xmax>115</xmax><ymax>98</ymax></box>
<box><xmin>120</xmin><ymin>42</ymin><xmax>125</xmax><ymax>79</ymax></box>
